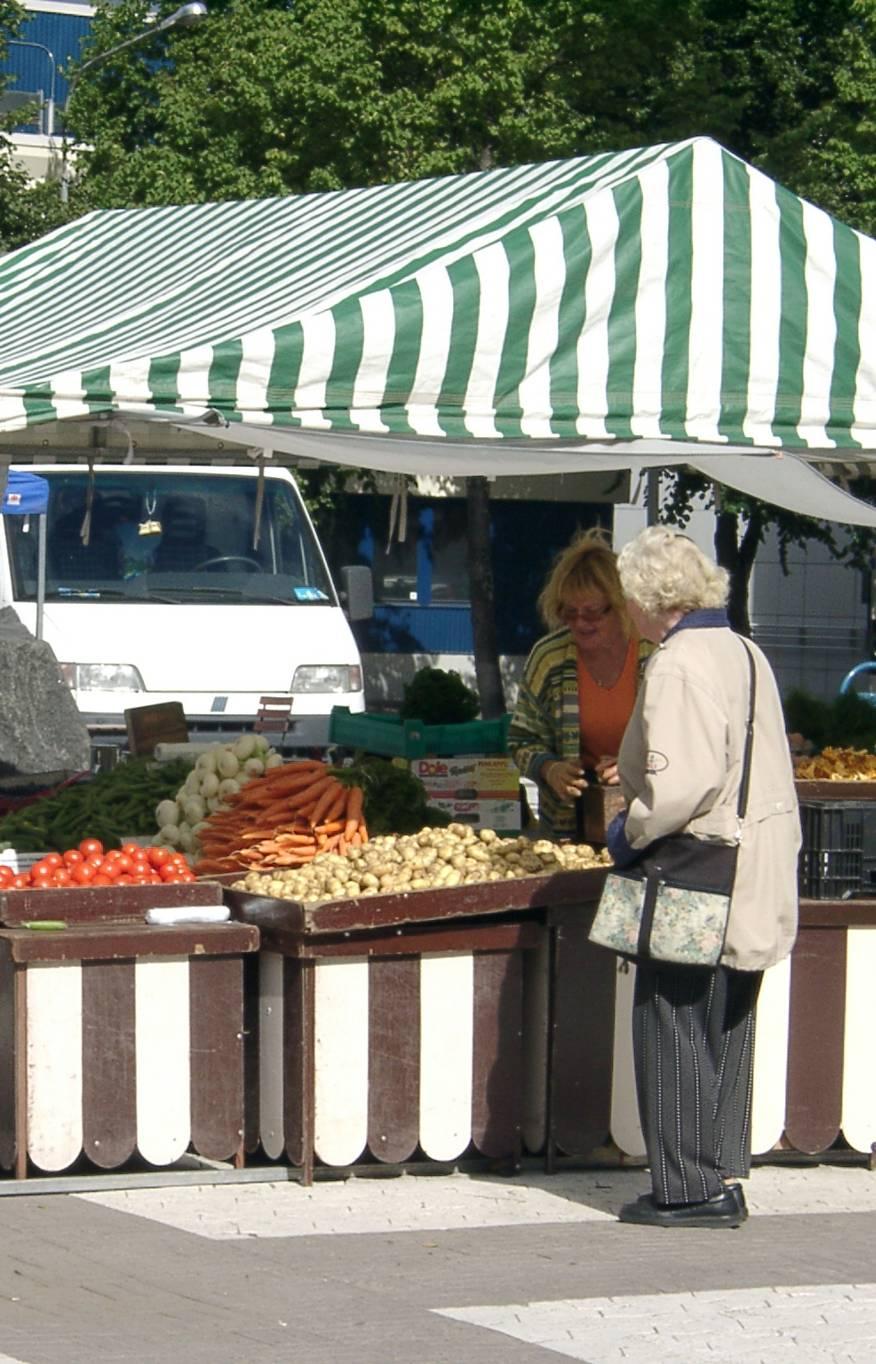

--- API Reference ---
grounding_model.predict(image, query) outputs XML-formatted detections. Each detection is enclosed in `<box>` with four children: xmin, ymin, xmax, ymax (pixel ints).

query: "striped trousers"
<box><xmin>632</xmin><ymin>962</ymin><xmax>762</xmax><ymax>1206</ymax></box>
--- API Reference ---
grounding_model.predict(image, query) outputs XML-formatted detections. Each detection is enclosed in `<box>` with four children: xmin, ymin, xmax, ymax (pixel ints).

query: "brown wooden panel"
<box><xmin>190</xmin><ymin>956</ymin><xmax>245</xmax><ymax>1162</ymax></box>
<box><xmin>82</xmin><ymin>959</ymin><xmax>137</xmax><ymax>1169</ymax></box>
<box><xmin>283</xmin><ymin>958</ymin><xmax>310</xmax><ymax>1168</ymax></box>
<box><xmin>550</xmin><ymin>918</ymin><xmax>617</xmax><ymax>1157</ymax></box>
<box><xmin>800</xmin><ymin>900</ymin><xmax>876</xmax><ymax>928</ymax></box>
<box><xmin>224</xmin><ymin>866</ymin><xmax>607</xmax><ymax>937</ymax></box>
<box><xmin>242</xmin><ymin>952</ymin><xmax>261</xmax><ymax>1154</ymax></box>
<box><xmin>367</xmin><ymin>957</ymin><xmax>420</xmax><ymax>1164</ymax></box>
<box><xmin>785</xmin><ymin>926</ymin><xmax>847</xmax><ymax>1154</ymax></box>
<box><xmin>0</xmin><ymin>923</ymin><xmax>258</xmax><ymax>963</ymax></box>
<box><xmin>0</xmin><ymin>880</ymin><xmax>223</xmax><ymax>927</ymax></box>
<box><xmin>472</xmin><ymin>949</ymin><xmax>524</xmax><ymax>1159</ymax></box>
<box><xmin>0</xmin><ymin>944</ymin><xmax>17</xmax><ymax>1170</ymax></box>
<box><xmin>125</xmin><ymin>700</ymin><xmax>189</xmax><ymax>756</ymax></box>
<box><xmin>795</xmin><ymin>780</ymin><xmax>876</xmax><ymax>801</ymax></box>
<box><xmin>262</xmin><ymin>921</ymin><xmax>541</xmax><ymax>960</ymax></box>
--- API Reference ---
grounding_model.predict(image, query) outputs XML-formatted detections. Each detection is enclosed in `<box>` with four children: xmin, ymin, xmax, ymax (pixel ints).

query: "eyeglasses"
<box><xmin>559</xmin><ymin>604</ymin><xmax>612</xmax><ymax>624</ymax></box>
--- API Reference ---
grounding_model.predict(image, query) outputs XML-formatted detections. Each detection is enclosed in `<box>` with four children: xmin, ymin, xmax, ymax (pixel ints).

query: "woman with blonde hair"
<box><xmin>508</xmin><ymin>528</ymin><xmax>652</xmax><ymax>838</ymax></box>
<box><xmin>604</xmin><ymin>526</ymin><xmax>800</xmax><ymax>1229</ymax></box>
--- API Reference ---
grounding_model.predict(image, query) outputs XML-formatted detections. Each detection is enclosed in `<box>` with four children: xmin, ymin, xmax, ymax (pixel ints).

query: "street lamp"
<box><xmin>59</xmin><ymin>1</ymin><xmax>207</xmax><ymax>203</ymax></box>
<box><xmin>6</xmin><ymin>39</ymin><xmax>57</xmax><ymax>136</ymax></box>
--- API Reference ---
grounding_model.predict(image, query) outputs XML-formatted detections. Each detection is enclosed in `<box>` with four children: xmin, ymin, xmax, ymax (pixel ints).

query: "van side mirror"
<box><xmin>340</xmin><ymin>565</ymin><xmax>374</xmax><ymax>621</ymax></box>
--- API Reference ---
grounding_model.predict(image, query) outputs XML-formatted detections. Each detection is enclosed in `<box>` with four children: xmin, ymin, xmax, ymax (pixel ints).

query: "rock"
<box><xmin>0</xmin><ymin>622</ymin><xmax>91</xmax><ymax>775</ymax></box>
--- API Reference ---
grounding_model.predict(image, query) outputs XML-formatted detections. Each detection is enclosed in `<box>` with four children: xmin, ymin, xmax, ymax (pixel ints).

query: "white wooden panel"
<box><xmin>135</xmin><ymin>958</ymin><xmax>191</xmax><ymax>1166</ymax></box>
<box><xmin>521</xmin><ymin>934</ymin><xmax>549</xmax><ymax>1154</ymax></box>
<box><xmin>258</xmin><ymin>951</ymin><xmax>286</xmax><ymax>1160</ymax></box>
<box><xmin>419</xmin><ymin>954</ymin><xmax>474</xmax><ymax>1161</ymax></box>
<box><xmin>609</xmin><ymin>962</ymin><xmax>645</xmax><ymax>1157</ymax></box>
<box><xmin>841</xmin><ymin>928</ymin><xmax>876</xmax><ymax>1154</ymax></box>
<box><xmin>750</xmin><ymin>956</ymin><xmax>791</xmax><ymax>1156</ymax></box>
<box><xmin>26</xmin><ymin>963</ymin><xmax>83</xmax><ymax>1172</ymax></box>
<box><xmin>313</xmin><ymin>959</ymin><xmax>369</xmax><ymax>1166</ymax></box>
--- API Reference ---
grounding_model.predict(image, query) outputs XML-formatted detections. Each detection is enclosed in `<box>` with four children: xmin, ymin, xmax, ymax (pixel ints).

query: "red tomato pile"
<box><xmin>0</xmin><ymin>839</ymin><xmax>195</xmax><ymax>891</ymax></box>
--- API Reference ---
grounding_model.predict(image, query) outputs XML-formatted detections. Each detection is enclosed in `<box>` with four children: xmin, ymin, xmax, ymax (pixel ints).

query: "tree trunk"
<box><xmin>713</xmin><ymin>505</ymin><xmax>764</xmax><ymax>637</ymax></box>
<box><xmin>466</xmin><ymin>476</ymin><xmax>505</xmax><ymax>718</ymax></box>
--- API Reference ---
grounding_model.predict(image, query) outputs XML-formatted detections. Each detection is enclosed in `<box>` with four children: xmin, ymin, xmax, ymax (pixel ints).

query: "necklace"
<box><xmin>582</xmin><ymin>638</ymin><xmax>629</xmax><ymax>689</ymax></box>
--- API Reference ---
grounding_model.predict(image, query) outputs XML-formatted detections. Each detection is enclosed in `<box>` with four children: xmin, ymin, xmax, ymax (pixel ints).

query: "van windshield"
<box><xmin>5</xmin><ymin>471</ymin><xmax>335</xmax><ymax>606</ymax></box>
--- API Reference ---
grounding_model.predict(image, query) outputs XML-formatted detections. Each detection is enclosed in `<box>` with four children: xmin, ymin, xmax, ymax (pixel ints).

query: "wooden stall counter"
<box><xmin>0</xmin><ymin>880</ymin><xmax>259</xmax><ymax>1179</ymax></box>
<box><xmin>223</xmin><ymin>867</ymin><xmax>606</xmax><ymax>1182</ymax></box>
<box><xmin>544</xmin><ymin>893</ymin><xmax>876</xmax><ymax>1170</ymax></box>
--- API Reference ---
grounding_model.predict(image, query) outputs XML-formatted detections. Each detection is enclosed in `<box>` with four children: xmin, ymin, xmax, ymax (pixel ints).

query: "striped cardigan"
<box><xmin>508</xmin><ymin>628</ymin><xmax>653</xmax><ymax>837</ymax></box>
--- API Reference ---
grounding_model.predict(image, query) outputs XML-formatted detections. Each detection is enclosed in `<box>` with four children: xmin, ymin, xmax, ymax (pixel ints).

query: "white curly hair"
<box><xmin>617</xmin><ymin>526</ymin><xmax>729</xmax><ymax>616</ymax></box>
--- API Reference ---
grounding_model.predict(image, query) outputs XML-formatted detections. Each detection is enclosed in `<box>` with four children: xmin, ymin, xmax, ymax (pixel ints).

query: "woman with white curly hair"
<box><xmin>604</xmin><ymin>526</ymin><xmax>800</xmax><ymax>1229</ymax></box>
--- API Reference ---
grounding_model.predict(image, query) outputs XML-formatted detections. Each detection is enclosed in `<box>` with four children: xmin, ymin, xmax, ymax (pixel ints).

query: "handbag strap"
<box><xmin>736</xmin><ymin>639</ymin><xmax>757</xmax><ymax>821</ymax></box>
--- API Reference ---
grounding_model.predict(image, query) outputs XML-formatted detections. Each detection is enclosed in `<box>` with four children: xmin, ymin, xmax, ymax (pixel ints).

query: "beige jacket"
<box><xmin>618</xmin><ymin>626</ymin><xmax>800</xmax><ymax>972</ymax></box>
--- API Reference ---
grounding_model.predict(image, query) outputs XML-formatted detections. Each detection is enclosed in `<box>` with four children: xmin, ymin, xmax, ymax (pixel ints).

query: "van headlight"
<box><xmin>291</xmin><ymin>665</ymin><xmax>363</xmax><ymax>694</ymax></box>
<box><xmin>59</xmin><ymin>663</ymin><xmax>145</xmax><ymax>692</ymax></box>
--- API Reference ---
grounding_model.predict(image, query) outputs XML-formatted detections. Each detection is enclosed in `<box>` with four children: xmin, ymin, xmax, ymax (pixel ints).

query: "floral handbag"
<box><xmin>589</xmin><ymin>640</ymin><xmax>756</xmax><ymax>969</ymax></box>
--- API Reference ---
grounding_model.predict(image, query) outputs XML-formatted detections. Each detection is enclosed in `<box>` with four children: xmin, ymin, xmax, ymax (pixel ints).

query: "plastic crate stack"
<box><xmin>798</xmin><ymin>801</ymin><xmax>876</xmax><ymax>899</ymax></box>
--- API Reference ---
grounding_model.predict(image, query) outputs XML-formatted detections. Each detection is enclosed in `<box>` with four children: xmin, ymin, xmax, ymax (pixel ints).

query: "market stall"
<box><xmin>2</xmin><ymin>138</ymin><xmax>876</xmax><ymax>1188</ymax></box>
<box><xmin>0</xmin><ymin>879</ymin><xmax>258</xmax><ymax>1179</ymax></box>
<box><xmin>226</xmin><ymin>853</ymin><xmax>605</xmax><ymax>1182</ymax></box>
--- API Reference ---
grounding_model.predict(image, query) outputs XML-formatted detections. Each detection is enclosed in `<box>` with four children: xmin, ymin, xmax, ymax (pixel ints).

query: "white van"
<box><xmin>1</xmin><ymin>463</ymin><xmax>368</xmax><ymax>749</ymax></box>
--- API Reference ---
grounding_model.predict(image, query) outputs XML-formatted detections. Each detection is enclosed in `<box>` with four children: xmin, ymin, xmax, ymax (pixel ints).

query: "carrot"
<box><xmin>193</xmin><ymin>857</ymin><xmax>242</xmax><ymax>875</ymax></box>
<box><xmin>343</xmin><ymin>785</ymin><xmax>364</xmax><ymax>841</ymax></box>
<box><xmin>287</xmin><ymin>774</ymin><xmax>336</xmax><ymax>811</ymax></box>
<box><xmin>259</xmin><ymin>759</ymin><xmax>326</xmax><ymax>780</ymax></box>
<box><xmin>314</xmin><ymin>819</ymin><xmax>344</xmax><ymax>836</ymax></box>
<box><xmin>308</xmin><ymin>777</ymin><xmax>345</xmax><ymax>827</ymax></box>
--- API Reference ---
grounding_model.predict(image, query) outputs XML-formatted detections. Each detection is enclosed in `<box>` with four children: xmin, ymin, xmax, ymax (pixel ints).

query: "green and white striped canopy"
<box><xmin>1</xmin><ymin>136</ymin><xmax>876</xmax><ymax>520</ymax></box>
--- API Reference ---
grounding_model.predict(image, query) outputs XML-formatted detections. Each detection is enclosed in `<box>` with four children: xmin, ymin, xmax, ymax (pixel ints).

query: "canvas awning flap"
<box><xmin>0</xmin><ymin>135</ymin><xmax>875</xmax><ymax>524</ymax></box>
<box><xmin>0</xmin><ymin>468</ymin><xmax>49</xmax><ymax>515</ymax></box>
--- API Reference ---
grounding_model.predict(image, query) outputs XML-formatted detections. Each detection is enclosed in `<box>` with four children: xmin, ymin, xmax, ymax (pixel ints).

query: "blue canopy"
<box><xmin>1</xmin><ymin>469</ymin><xmax>49</xmax><ymax>515</ymax></box>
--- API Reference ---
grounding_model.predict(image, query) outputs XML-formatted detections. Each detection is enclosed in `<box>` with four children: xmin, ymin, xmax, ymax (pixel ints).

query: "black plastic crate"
<box><xmin>798</xmin><ymin>801</ymin><xmax>876</xmax><ymax>899</ymax></box>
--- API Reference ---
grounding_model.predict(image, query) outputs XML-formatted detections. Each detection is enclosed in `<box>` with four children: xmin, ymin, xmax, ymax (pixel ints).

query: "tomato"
<box><xmin>11</xmin><ymin>874</ymin><xmax>30</xmax><ymax>889</ymax></box>
<box><xmin>62</xmin><ymin>849</ymin><xmax>85</xmax><ymax>866</ymax></box>
<box><xmin>91</xmin><ymin>874</ymin><xmax>112</xmax><ymax>887</ymax></box>
<box><xmin>41</xmin><ymin>852</ymin><xmax>63</xmax><ymax>869</ymax></box>
<box><xmin>78</xmin><ymin>837</ymin><xmax>104</xmax><ymax>858</ymax></box>
<box><xmin>147</xmin><ymin>846</ymin><xmax>172</xmax><ymax>868</ymax></box>
<box><xmin>30</xmin><ymin>860</ymin><xmax>54</xmax><ymax>879</ymax></box>
<box><xmin>112</xmin><ymin>854</ymin><xmax>134</xmax><ymax>874</ymax></box>
<box><xmin>50</xmin><ymin>870</ymin><xmax>72</xmax><ymax>887</ymax></box>
<box><xmin>115</xmin><ymin>874</ymin><xmax>134</xmax><ymax>885</ymax></box>
<box><xmin>85</xmin><ymin>853</ymin><xmax>104</xmax><ymax>871</ymax></box>
<box><xmin>71</xmin><ymin>863</ymin><xmax>96</xmax><ymax>884</ymax></box>
<box><xmin>0</xmin><ymin>865</ymin><xmax>14</xmax><ymax>885</ymax></box>
<box><xmin>120</xmin><ymin>841</ymin><xmax>144</xmax><ymax>859</ymax></box>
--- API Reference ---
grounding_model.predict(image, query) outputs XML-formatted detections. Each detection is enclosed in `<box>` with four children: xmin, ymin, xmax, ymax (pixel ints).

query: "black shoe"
<box><xmin>619</xmin><ymin>1187</ymin><xmax>746</xmax><ymax>1228</ymax></box>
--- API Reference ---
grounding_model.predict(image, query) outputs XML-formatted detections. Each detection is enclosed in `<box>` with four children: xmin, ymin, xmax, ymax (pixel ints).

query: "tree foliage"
<box><xmin>3</xmin><ymin>0</ymin><xmax>876</xmax><ymax>647</ymax></box>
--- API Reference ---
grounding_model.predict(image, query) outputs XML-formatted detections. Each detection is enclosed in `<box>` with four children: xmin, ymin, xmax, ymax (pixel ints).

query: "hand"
<box><xmin>595</xmin><ymin>754</ymin><xmax>620</xmax><ymax>786</ymax></box>
<box><xmin>544</xmin><ymin>760</ymin><xmax>587</xmax><ymax>804</ymax></box>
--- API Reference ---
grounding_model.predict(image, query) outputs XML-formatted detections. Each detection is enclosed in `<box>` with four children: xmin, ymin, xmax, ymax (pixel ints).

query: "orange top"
<box><xmin>577</xmin><ymin>635</ymin><xmax>639</xmax><ymax>771</ymax></box>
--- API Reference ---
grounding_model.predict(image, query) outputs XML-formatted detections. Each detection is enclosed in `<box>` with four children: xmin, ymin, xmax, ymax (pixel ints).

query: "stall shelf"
<box><xmin>545</xmin><ymin>898</ymin><xmax>876</xmax><ymax>1168</ymax></box>
<box><xmin>0</xmin><ymin>882</ymin><xmax>259</xmax><ymax>1179</ymax></box>
<box><xmin>225</xmin><ymin>867</ymin><xmax>606</xmax><ymax>1183</ymax></box>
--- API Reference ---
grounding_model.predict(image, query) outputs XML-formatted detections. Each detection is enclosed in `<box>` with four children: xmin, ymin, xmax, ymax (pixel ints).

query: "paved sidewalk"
<box><xmin>0</xmin><ymin>1163</ymin><xmax>873</xmax><ymax>1363</ymax></box>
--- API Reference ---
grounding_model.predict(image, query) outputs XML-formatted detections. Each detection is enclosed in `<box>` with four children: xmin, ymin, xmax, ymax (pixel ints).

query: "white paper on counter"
<box><xmin>145</xmin><ymin>906</ymin><xmax>231</xmax><ymax>926</ymax></box>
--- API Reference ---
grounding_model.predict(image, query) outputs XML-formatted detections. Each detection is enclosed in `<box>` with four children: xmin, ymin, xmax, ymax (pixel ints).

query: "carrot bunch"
<box><xmin>191</xmin><ymin>759</ymin><xmax>367</xmax><ymax>876</ymax></box>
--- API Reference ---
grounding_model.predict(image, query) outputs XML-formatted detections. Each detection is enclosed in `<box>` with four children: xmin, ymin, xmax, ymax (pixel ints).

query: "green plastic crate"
<box><xmin>329</xmin><ymin>708</ymin><xmax>510</xmax><ymax>758</ymax></box>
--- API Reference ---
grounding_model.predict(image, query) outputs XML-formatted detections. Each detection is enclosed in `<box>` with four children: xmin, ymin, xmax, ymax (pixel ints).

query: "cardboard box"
<box><xmin>413</xmin><ymin>755</ymin><xmax>522</xmax><ymax>831</ymax></box>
